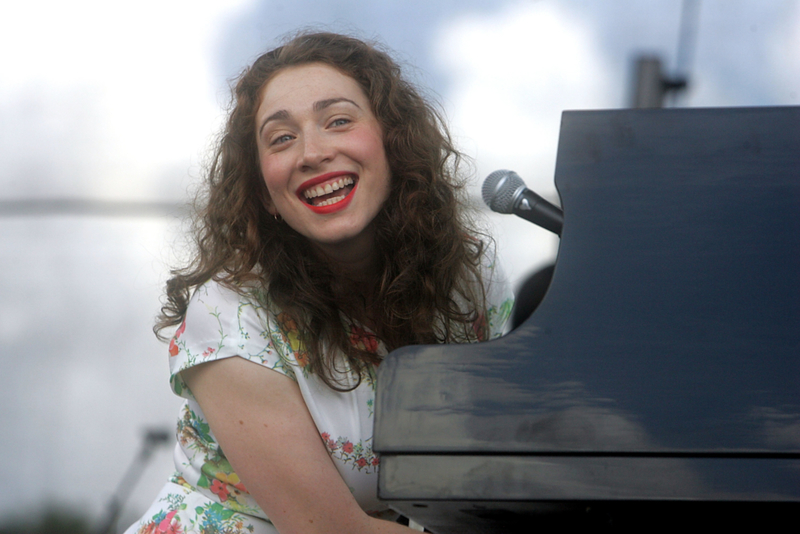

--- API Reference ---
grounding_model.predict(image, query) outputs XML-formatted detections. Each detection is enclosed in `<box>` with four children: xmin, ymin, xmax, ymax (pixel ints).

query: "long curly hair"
<box><xmin>157</xmin><ymin>32</ymin><xmax>489</xmax><ymax>389</ymax></box>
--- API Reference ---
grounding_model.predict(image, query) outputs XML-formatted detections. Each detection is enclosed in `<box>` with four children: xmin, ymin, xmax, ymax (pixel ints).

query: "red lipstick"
<box><xmin>297</xmin><ymin>172</ymin><xmax>358</xmax><ymax>214</ymax></box>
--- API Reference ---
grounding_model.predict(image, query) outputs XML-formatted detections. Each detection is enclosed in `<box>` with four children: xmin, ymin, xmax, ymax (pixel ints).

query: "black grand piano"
<box><xmin>374</xmin><ymin>106</ymin><xmax>800</xmax><ymax>531</ymax></box>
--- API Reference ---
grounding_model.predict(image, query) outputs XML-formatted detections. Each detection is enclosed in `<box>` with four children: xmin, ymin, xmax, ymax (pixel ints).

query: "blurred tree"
<box><xmin>0</xmin><ymin>505</ymin><xmax>89</xmax><ymax>534</ymax></box>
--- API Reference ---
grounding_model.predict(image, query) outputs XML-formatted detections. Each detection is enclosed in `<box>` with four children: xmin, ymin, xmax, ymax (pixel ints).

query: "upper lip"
<box><xmin>296</xmin><ymin>171</ymin><xmax>358</xmax><ymax>198</ymax></box>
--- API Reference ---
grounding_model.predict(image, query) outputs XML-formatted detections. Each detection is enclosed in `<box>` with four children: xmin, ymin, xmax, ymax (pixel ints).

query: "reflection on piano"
<box><xmin>374</xmin><ymin>106</ymin><xmax>800</xmax><ymax>532</ymax></box>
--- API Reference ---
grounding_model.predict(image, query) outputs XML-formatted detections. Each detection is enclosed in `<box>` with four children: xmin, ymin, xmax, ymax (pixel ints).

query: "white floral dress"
<box><xmin>125</xmin><ymin>262</ymin><xmax>513</xmax><ymax>534</ymax></box>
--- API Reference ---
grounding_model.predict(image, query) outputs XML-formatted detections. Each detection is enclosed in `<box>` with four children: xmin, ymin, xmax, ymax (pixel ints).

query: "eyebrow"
<box><xmin>258</xmin><ymin>98</ymin><xmax>361</xmax><ymax>137</ymax></box>
<box><xmin>258</xmin><ymin>109</ymin><xmax>289</xmax><ymax>137</ymax></box>
<box><xmin>314</xmin><ymin>97</ymin><xmax>360</xmax><ymax>112</ymax></box>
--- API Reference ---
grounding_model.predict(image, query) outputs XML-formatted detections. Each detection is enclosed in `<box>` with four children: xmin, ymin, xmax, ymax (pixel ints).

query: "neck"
<box><xmin>316</xmin><ymin>245</ymin><xmax>379</xmax><ymax>283</ymax></box>
<box><xmin>312</xmin><ymin>225</ymin><xmax>380</xmax><ymax>283</ymax></box>
<box><xmin>311</xmin><ymin>229</ymin><xmax>382</xmax><ymax>327</ymax></box>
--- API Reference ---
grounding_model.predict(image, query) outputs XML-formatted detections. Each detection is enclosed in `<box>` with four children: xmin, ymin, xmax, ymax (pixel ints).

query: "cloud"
<box><xmin>432</xmin><ymin>2</ymin><xmax>617</xmax><ymax>282</ymax></box>
<box><xmin>0</xmin><ymin>0</ymin><xmax>252</xmax><ymax>200</ymax></box>
<box><xmin>687</xmin><ymin>0</ymin><xmax>800</xmax><ymax>106</ymax></box>
<box><xmin>435</xmin><ymin>2</ymin><xmax>615</xmax><ymax>190</ymax></box>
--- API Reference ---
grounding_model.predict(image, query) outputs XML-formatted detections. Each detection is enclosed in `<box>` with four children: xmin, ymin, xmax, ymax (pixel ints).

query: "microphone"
<box><xmin>481</xmin><ymin>170</ymin><xmax>563</xmax><ymax>236</ymax></box>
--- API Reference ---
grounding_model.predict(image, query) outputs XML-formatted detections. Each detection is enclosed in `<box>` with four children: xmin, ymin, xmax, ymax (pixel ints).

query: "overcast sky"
<box><xmin>1</xmin><ymin>0</ymin><xmax>798</xmax><ymax>528</ymax></box>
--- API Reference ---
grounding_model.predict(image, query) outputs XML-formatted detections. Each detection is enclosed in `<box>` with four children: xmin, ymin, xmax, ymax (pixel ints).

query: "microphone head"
<box><xmin>482</xmin><ymin>170</ymin><xmax>525</xmax><ymax>214</ymax></box>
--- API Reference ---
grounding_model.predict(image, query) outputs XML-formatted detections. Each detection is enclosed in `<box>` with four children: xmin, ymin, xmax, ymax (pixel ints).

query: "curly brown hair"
<box><xmin>157</xmin><ymin>31</ymin><xmax>489</xmax><ymax>390</ymax></box>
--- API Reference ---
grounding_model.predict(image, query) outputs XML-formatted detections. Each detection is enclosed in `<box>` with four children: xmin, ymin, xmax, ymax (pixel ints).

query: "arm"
<box><xmin>182</xmin><ymin>356</ymin><xmax>417</xmax><ymax>534</ymax></box>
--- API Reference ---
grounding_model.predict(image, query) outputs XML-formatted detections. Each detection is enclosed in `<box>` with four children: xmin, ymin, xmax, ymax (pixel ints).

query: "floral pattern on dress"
<box><xmin>196</xmin><ymin>453</ymin><xmax>251</xmax><ymax>512</ymax></box>
<box><xmin>274</xmin><ymin>312</ymin><xmax>310</xmax><ymax>369</ymax></box>
<box><xmin>169</xmin><ymin>321</ymin><xmax>186</xmax><ymax>357</ymax></box>
<box><xmin>349</xmin><ymin>325</ymin><xmax>379</xmax><ymax>353</ymax></box>
<box><xmin>172</xmin><ymin>404</ymin><xmax>264</xmax><ymax>519</ymax></box>
<box><xmin>472</xmin><ymin>313</ymin><xmax>488</xmax><ymax>341</ymax></box>
<box><xmin>188</xmin><ymin>502</ymin><xmax>255</xmax><ymax>533</ymax></box>
<box><xmin>126</xmin><ymin>253</ymin><xmax>514</xmax><ymax>534</ymax></box>
<box><xmin>487</xmin><ymin>298</ymin><xmax>514</xmax><ymax>336</ymax></box>
<box><xmin>176</xmin><ymin>405</ymin><xmax>214</xmax><ymax>455</ymax></box>
<box><xmin>133</xmin><ymin>485</ymin><xmax>258</xmax><ymax>534</ymax></box>
<box><xmin>321</xmin><ymin>432</ymin><xmax>380</xmax><ymax>474</ymax></box>
<box><xmin>135</xmin><ymin>509</ymin><xmax>183</xmax><ymax>534</ymax></box>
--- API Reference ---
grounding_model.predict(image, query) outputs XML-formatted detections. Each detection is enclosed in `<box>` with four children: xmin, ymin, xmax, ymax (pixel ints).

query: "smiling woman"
<box><xmin>124</xmin><ymin>32</ymin><xmax>513</xmax><ymax>534</ymax></box>
<box><xmin>256</xmin><ymin>63</ymin><xmax>391</xmax><ymax>255</ymax></box>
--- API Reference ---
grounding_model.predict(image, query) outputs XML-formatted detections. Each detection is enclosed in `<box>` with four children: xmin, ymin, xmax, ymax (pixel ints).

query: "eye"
<box><xmin>329</xmin><ymin>117</ymin><xmax>351</xmax><ymax>128</ymax></box>
<box><xmin>270</xmin><ymin>133</ymin><xmax>294</xmax><ymax>146</ymax></box>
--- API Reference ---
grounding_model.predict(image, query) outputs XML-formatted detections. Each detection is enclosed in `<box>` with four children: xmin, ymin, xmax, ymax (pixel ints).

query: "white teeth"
<box><xmin>302</xmin><ymin>176</ymin><xmax>354</xmax><ymax>199</ymax></box>
<box><xmin>316</xmin><ymin>194</ymin><xmax>346</xmax><ymax>206</ymax></box>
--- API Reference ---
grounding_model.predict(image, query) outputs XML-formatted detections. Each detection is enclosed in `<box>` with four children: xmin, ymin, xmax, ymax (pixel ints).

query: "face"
<box><xmin>255</xmin><ymin>63</ymin><xmax>391</xmax><ymax>257</ymax></box>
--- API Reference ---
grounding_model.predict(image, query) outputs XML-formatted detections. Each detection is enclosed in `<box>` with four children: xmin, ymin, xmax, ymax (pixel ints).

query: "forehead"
<box><xmin>256</xmin><ymin>63</ymin><xmax>369</xmax><ymax>117</ymax></box>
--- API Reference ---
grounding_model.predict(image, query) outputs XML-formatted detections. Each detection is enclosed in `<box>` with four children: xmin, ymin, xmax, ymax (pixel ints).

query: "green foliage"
<box><xmin>0</xmin><ymin>506</ymin><xmax>90</xmax><ymax>534</ymax></box>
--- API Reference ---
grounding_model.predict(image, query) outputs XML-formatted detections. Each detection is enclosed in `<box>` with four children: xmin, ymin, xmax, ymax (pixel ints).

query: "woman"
<box><xmin>126</xmin><ymin>32</ymin><xmax>513</xmax><ymax>534</ymax></box>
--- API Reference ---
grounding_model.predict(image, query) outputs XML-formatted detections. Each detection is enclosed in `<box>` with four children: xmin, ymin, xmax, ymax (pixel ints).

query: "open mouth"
<box><xmin>297</xmin><ymin>174</ymin><xmax>358</xmax><ymax>212</ymax></box>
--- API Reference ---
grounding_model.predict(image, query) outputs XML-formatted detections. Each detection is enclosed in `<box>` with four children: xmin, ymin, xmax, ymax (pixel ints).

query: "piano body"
<box><xmin>374</xmin><ymin>106</ymin><xmax>800</xmax><ymax>531</ymax></box>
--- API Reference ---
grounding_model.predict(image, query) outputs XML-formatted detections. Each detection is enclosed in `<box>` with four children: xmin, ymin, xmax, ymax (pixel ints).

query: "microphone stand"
<box><xmin>94</xmin><ymin>429</ymin><xmax>170</xmax><ymax>534</ymax></box>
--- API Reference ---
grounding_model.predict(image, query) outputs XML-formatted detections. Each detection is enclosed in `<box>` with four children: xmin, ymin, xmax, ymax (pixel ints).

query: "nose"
<box><xmin>298</xmin><ymin>130</ymin><xmax>334</xmax><ymax>171</ymax></box>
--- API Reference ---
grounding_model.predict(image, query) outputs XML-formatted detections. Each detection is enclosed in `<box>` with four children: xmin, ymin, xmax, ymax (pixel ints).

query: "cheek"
<box><xmin>258</xmin><ymin>156</ymin><xmax>286</xmax><ymax>196</ymax></box>
<box><xmin>354</xmin><ymin>128</ymin><xmax>390</xmax><ymax>175</ymax></box>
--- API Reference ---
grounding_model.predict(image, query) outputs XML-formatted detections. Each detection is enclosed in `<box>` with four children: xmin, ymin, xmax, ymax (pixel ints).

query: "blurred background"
<box><xmin>1</xmin><ymin>0</ymin><xmax>798</xmax><ymax>532</ymax></box>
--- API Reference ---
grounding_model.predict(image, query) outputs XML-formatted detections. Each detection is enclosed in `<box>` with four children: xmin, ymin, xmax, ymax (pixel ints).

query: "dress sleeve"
<box><xmin>167</xmin><ymin>280</ymin><xmax>297</xmax><ymax>400</ymax></box>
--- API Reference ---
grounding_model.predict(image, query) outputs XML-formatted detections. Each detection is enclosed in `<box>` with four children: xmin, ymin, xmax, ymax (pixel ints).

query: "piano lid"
<box><xmin>374</xmin><ymin>106</ymin><xmax>800</xmax><ymax>458</ymax></box>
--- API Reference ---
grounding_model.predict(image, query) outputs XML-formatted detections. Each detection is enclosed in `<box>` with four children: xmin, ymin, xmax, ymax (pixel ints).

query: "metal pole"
<box><xmin>94</xmin><ymin>429</ymin><xmax>170</xmax><ymax>534</ymax></box>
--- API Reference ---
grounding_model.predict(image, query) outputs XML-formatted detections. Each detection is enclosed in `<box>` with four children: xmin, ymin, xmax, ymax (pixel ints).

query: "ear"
<box><xmin>263</xmin><ymin>197</ymin><xmax>278</xmax><ymax>217</ymax></box>
<box><xmin>259</xmin><ymin>184</ymin><xmax>278</xmax><ymax>216</ymax></box>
